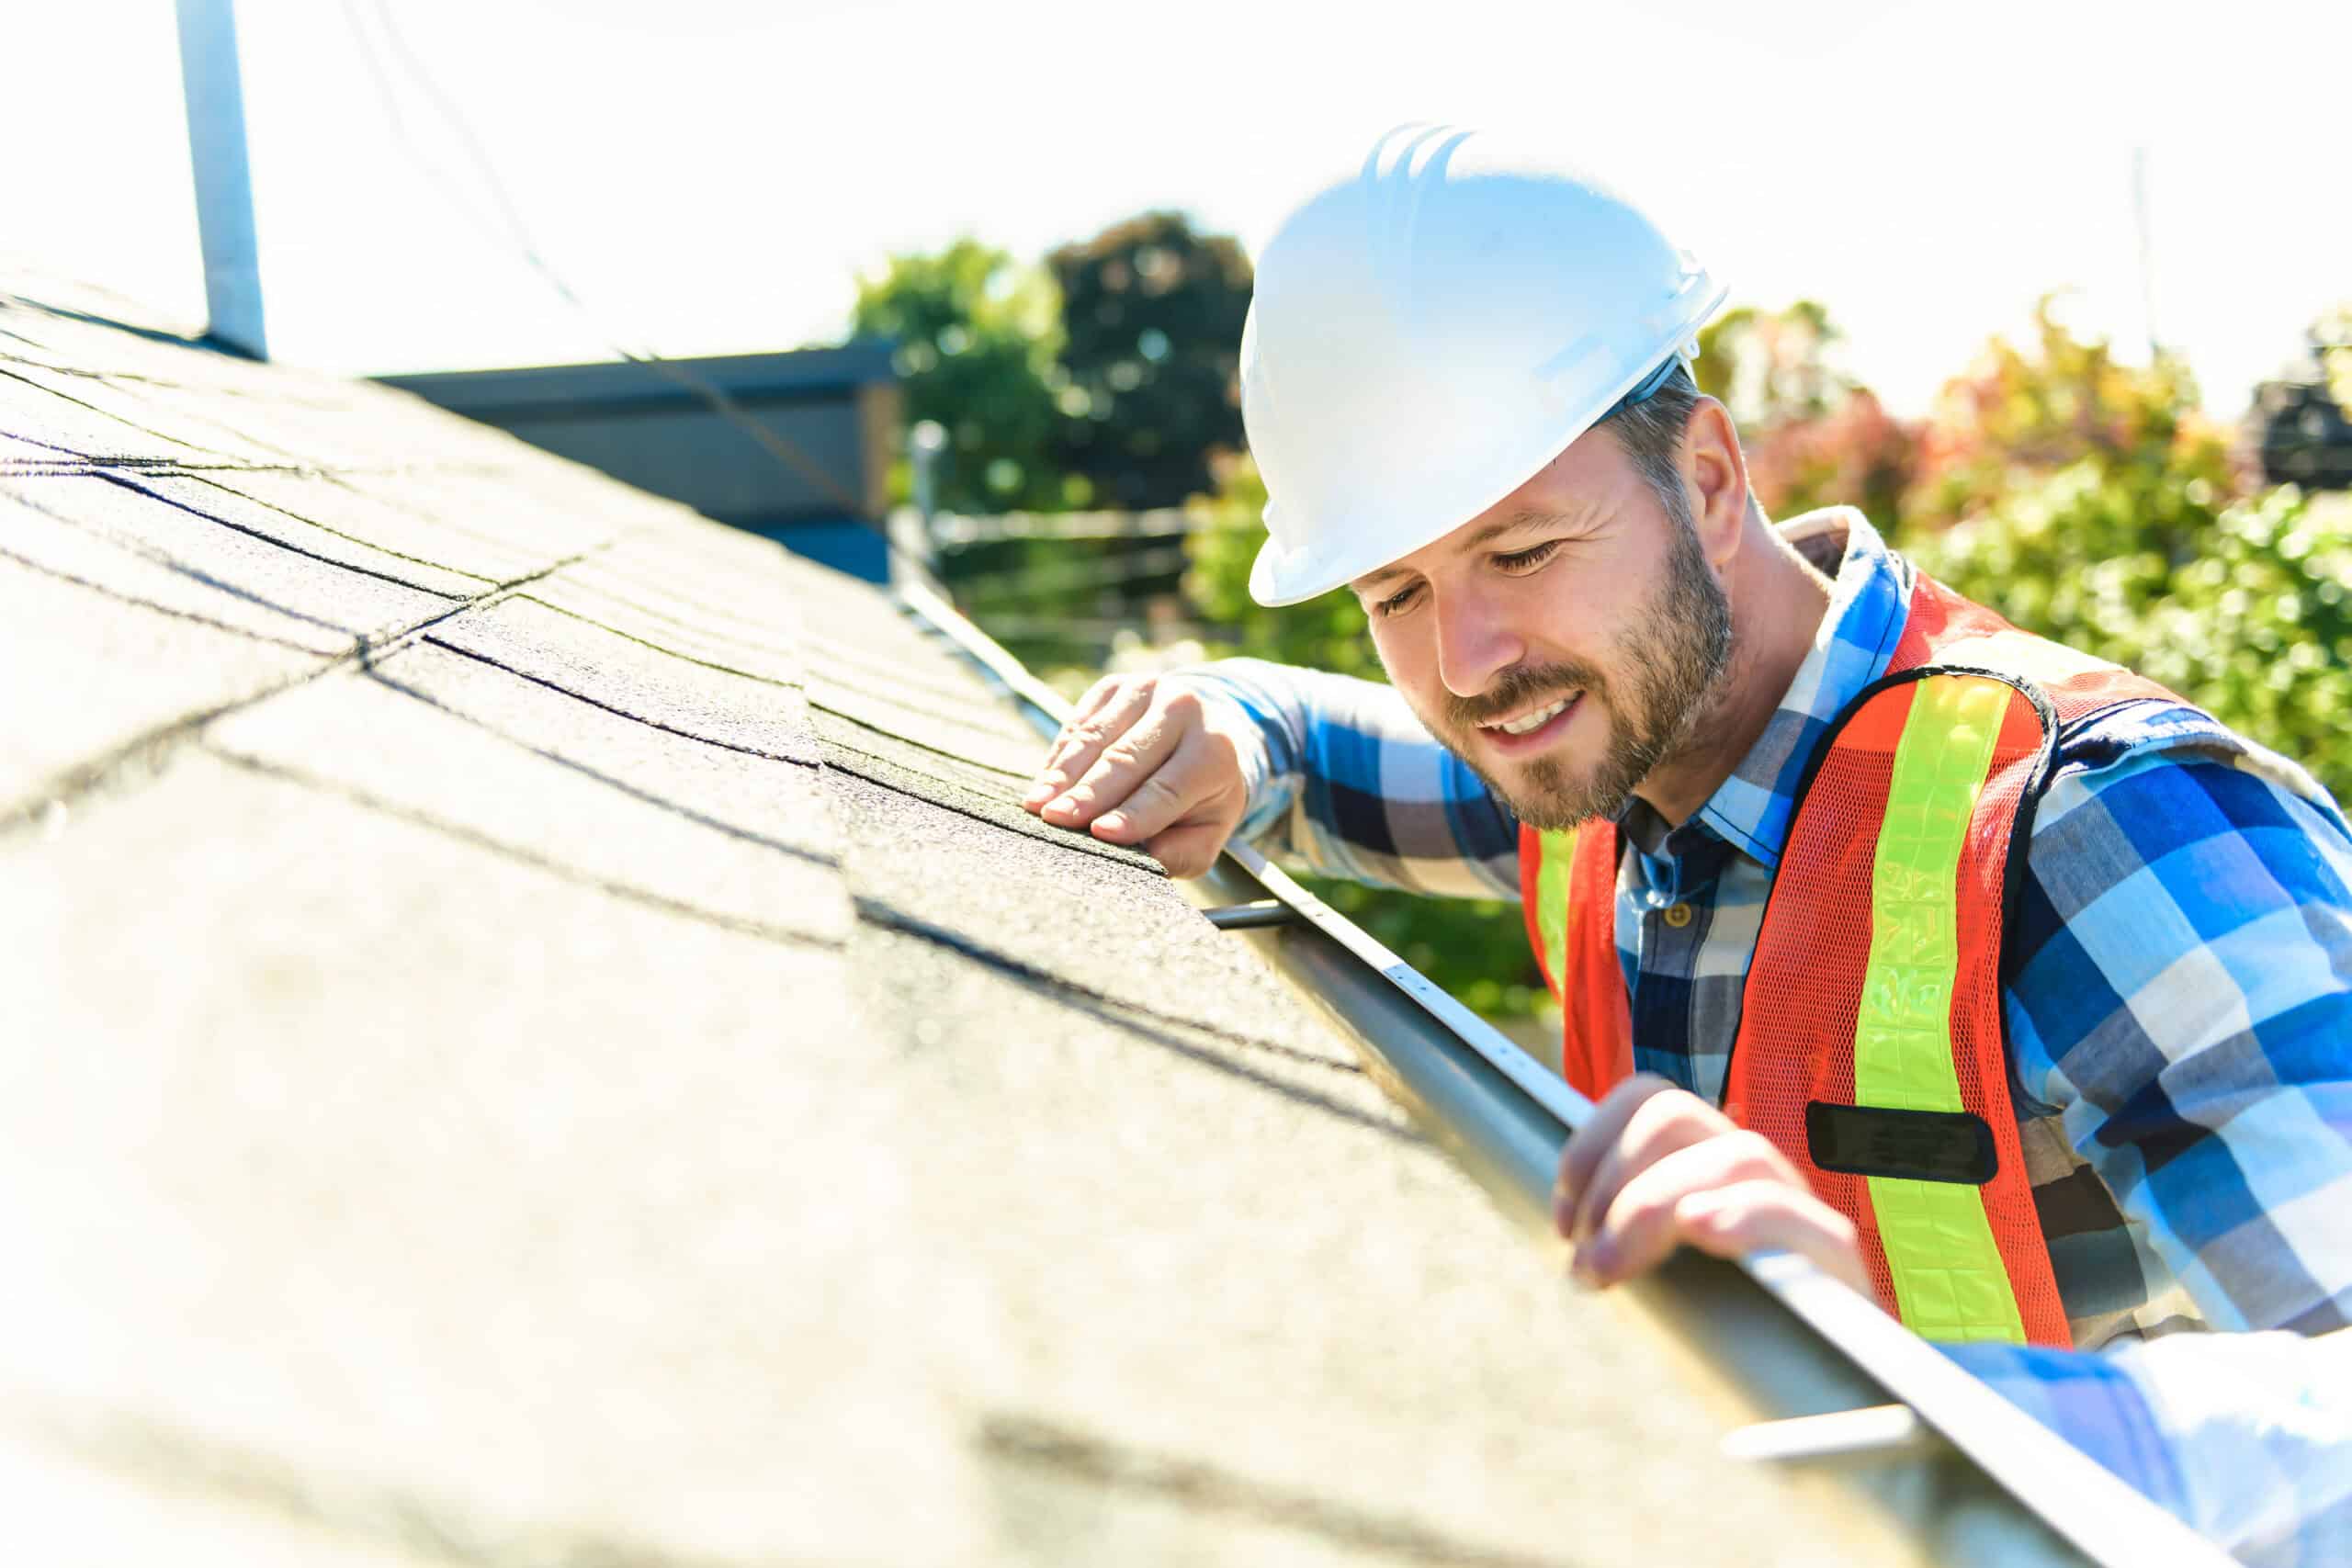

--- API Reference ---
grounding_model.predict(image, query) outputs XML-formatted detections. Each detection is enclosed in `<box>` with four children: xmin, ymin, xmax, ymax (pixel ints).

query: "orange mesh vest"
<box><xmin>1518</xmin><ymin>572</ymin><xmax>2183</xmax><ymax>1347</ymax></box>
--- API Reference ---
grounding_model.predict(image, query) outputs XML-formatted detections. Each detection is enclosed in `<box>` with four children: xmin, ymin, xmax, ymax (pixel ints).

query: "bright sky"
<box><xmin>11</xmin><ymin>0</ymin><xmax>2346</xmax><ymax>420</ymax></box>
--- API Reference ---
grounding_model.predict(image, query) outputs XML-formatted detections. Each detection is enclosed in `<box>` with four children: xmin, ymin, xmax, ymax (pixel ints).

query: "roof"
<box><xmin>375</xmin><ymin>343</ymin><xmax>898</xmax><ymax>417</ymax></box>
<box><xmin>0</xmin><ymin>267</ymin><xmax>1871</xmax><ymax>1565</ymax></box>
<box><xmin>378</xmin><ymin>344</ymin><xmax>899</xmax><ymax>535</ymax></box>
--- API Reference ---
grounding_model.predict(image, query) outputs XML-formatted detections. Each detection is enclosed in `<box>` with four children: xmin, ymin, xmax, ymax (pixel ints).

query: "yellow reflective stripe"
<box><xmin>1533</xmin><ymin>827</ymin><xmax>1577</xmax><ymax>1000</ymax></box>
<box><xmin>1856</xmin><ymin>676</ymin><xmax>2027</xmax><ymax>1344</ymax></box>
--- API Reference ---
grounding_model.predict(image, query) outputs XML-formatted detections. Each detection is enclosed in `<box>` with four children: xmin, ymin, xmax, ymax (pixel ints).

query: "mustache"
<box><xmin>1446</xmin><ymin>663</ymin><xmax>1600</xmax><ymax>728</ymax></box>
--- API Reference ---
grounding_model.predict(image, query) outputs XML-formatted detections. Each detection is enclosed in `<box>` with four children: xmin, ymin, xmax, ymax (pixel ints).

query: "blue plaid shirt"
<box><xmin>1185</xmin><ymin>510</ymin><xmax>2352</xmax><ymax>1562</ymax></box>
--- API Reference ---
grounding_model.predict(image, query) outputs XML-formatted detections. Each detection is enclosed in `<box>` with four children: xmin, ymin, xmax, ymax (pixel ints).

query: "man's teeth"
<box><xmin>1494</xmin><ymin>697</ymin><xmax>1571</xmax><ymax>736</ymax></box>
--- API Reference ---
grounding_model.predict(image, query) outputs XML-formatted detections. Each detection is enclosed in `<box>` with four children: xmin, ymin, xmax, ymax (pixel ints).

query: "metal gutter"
<box><xmin>892</xmin><ymin>569</ymin><xmax>2233</xmax><ymax>1568</ymax></box>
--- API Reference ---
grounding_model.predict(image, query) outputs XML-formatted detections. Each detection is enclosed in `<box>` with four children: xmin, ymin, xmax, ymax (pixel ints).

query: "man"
<box><xmin>1023</xmin><ymin>128</ymin><xmax>2351</xmax><ymax>1557</ymax></box>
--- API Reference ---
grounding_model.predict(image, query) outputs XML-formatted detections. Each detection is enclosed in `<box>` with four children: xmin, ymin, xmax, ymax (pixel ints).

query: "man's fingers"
<box><xmin>1040</xmin><ymin>705</ymin><xmax>1187</xmax><ymax>829</ymax></box>
<box><xmin>1035</xmin><ymin>678</ymin><xmax>1142</xmax><ymax>776</ymax></box>
<box><xmin>1085</xmin><ymin>729</ymin><xmax>1232</xmax><ymax>840</ymax></box>
<box><xmin>1553</xmin><ymin>1076</ymin><xmax>1681</xmax><ymax>1236</ymax></box>
<box><xmin>1675</xmin><ymin>1180</ymin><xmax>1871</xmax><ymax>1298</ymax></box>
<box><xmin>1026</xmin><ymin>681</ymin><xmax>1152</xmax><ymax>812</ymax></box>
<box><xmin>1023</xmin><ymin>682</ymin><xmax>1245</xmax><ymax>875</ymax></box>
<box><xmin>1069</xmin><ymin>675</ymin><xmax>1124</xmax><ymax>725</ymax></box>
<box><xmin>1572</xmin><ymin>1131</ymin><xmax>1798</xmax><ymax>1287</ymax></box>
<box><xmin>1566</xmin><ymin>1089</ymin><xmax>1724</xmax><ymax>1247</ymax></box>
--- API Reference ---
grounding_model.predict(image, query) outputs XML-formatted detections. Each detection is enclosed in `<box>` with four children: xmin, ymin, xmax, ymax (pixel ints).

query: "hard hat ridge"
<box><xmin>1241</xmin><ymin>125</ymin><xmax>1724</xmax><ymax>607</ymax></box>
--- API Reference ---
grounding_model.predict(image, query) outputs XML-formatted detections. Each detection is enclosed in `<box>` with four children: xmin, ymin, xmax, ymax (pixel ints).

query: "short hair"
<box><xmin>1598</xmin><ymin>362</ymin><xmax>1702</xmax><ymax>526</ymax></box>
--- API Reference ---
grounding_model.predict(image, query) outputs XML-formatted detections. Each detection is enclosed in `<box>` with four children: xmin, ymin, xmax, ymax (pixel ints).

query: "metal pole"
<box><xmin>175</xmin><ymin>0</ymin><xmax>267</xmax><ymax>359</ymax></box>
<box><xmin>908</xmin><ymin>419</ymin><xmax>948</xmax><ymax>573</ymax></box>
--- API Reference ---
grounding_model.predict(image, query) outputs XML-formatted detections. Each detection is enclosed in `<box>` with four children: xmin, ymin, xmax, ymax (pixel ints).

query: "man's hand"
<box><xmin>1554</xmin><ymin>1075</ymin><xmax>1871</xmax><ymax>1297</ymax></box>
<box><xmin>1023</xmin><ymin>674</ymin><xmax>1250</xmax><ymax>878</ymax></box>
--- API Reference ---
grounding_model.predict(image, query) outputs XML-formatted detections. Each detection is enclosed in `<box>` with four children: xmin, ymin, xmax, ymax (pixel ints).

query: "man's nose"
<box><xmin>1433</xmin><ymin>587</ymin><xmax>1525</xmax><ymax>701</ymax></box>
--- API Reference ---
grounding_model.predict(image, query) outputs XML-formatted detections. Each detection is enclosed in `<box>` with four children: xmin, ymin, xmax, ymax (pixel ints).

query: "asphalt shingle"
<box><xmin>0</xmin><ymin>520</ymin><xmax>325</xmax><ymax>811</ymax></box>
<box><xmin>207</xmin><ymin>644</ymin><xmax>850</xmax><ymax>950</ymax></box>
<box><xmin>0</xmin><ymin>479</ymin><xmax>363</xmax><ymax>655</ymax></box>
<box><xmin>0</xmin><ymin>361</ymin><xmax>240</xmax><ymax>465</ymax></box>
<box><xmin>193</xmin><ymin>466</ymin><xmax>582</xmax><ymax>590</ymax></box>
<box><xmin>428</xmin><ymin>592</ymin><xmax>826</xmax><ymax>769</ymax></box>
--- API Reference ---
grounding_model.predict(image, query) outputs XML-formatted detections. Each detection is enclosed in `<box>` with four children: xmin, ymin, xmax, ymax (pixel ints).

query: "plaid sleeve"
<box><xmin>2007</xmin><ymin>710</ymin><xmax>2352</xmax><ymax>1337</ymax></box>
<box><xmin>1944</xmin><ymin>1327</ymin><xmax>2352</xmax><ymax>1565</ymax></box>
<box><xmin>1174</xmin><ymin>659</ymin><xmax>1520</xmax><ymax>899</ymax></box>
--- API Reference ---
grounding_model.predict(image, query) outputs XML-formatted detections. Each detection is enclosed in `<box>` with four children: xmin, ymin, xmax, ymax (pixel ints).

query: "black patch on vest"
<box><xmin>1805</xmin><ymin>1101</ymin><xmax>1998</xmax><ymax>1186</ymax></box>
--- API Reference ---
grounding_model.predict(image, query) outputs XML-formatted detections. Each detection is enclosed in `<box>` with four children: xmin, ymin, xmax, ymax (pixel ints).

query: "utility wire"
<box><xmin>337</xmin><ymin>2</ymin><xmax>1216</xmax><ymax>660</ymax></box>
<box><xmin>339</xmin><ymin>0</ymin><xmax>867</xmax><ymax>518</ymax></box>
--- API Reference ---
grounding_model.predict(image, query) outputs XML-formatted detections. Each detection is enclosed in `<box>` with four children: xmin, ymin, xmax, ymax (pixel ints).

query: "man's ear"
<box><xmin>1681</xmin><ymin>397</ymin><xmax>1751</xmax><ymax>572</ymax></box>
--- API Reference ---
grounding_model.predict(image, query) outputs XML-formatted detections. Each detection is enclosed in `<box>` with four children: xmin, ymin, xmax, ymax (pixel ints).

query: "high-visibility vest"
<box><xmin>1519</xmin><ymin>572</ymin><xmax>2184</xmax><ymax>1348</ymax></box>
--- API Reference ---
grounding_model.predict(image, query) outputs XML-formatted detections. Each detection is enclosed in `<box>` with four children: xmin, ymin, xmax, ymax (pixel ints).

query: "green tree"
<box><xmin>1049</xmin><ymin>212</ymin><xmax>1252</xmax><ymax>511</ymax></box>
<box><xmin>850</xmin><ymin>239</ymin><xmax>1068</xmax><ymax>513</ymax></box>
<box><xmin>1899</xmin><ymin>294</ymin><xmax>2245</xmax><ymax>537</ymax></box>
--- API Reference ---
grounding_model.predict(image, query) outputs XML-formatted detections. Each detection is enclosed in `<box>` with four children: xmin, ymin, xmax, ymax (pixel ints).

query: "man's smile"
<box><xmin>1476</xmin><ymin>692</ymin><xmax>1583</xmax><ymax>755</ymax></box>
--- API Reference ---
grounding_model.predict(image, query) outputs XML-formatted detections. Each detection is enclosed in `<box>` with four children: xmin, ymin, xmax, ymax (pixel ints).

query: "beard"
<box><xmin>1430</xmin><ymin>505</ymin><xmax>1733</xmax><ymax>830</ymax></box>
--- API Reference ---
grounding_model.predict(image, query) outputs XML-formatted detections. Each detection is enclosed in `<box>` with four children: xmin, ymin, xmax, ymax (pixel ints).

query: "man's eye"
<box><xmin>1495</xmin><ymin>541</ymin><xmax>1561</xmax><ymax>573</ymax></box>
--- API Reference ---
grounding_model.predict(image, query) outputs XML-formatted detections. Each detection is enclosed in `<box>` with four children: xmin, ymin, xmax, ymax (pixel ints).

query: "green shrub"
<box><xmin>1915</xmin><ymin>479</ymin><xmax>2352</xmax><ymax>802</ymax></box>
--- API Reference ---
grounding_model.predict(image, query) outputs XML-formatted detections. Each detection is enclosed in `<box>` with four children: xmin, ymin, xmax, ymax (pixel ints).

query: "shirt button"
<box><xmin>1661</xmin><ymin>901</ymin><xmax>1693</xmax><ymax>929</ymax></box>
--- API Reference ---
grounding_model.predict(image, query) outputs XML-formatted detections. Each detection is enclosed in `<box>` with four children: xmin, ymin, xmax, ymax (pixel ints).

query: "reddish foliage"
<box><xmin>1743</xmin><ymin>388</ymin><xmax>1922</xmax><ymax>534</ymax></box>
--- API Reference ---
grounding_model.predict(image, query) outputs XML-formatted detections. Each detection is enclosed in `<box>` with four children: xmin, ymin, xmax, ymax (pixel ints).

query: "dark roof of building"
<box><xmin>377</xmin><ymin>343</ymin><xmax>900</xmax><ymax>536</ymax></box>
<box><xmin>376</xmin><ymin>342</ymin><xmax>897</xmax><ymax>418</ymax></box>
<box><xmin>0</xmin><ymin>267</ymin><xmax>1864</xmax><ymax>1565</ymax></box>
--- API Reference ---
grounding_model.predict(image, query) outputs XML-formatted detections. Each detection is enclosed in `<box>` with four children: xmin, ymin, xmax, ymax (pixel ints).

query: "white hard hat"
<box><xmin>1241</xmin><ymin>125</ymin><xmax>1727</xmax><ymax>607</ymax></box>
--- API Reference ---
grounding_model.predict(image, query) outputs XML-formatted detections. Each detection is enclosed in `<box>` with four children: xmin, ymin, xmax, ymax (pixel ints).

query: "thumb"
<box><xmin>1143</xmin><ymin>817</ymin><xmax>1236</xmax><ymax>880</ymax></box>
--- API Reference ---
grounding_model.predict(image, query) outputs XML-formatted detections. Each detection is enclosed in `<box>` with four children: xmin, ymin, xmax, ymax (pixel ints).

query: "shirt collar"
<box><xmin>1620</xmin><ymin>506</ymin><xmax>1913</xmax><ymax>872</ymax></box>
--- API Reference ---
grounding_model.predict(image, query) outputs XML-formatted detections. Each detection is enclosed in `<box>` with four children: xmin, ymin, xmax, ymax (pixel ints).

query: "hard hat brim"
<box><xmin>1241</xmin><ymin>326</ymin><xmax>1718</xmax><ymax>610</ymax></box>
